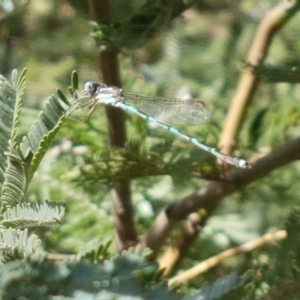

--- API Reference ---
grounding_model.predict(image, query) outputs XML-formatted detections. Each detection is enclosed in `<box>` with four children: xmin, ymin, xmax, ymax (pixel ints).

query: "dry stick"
<box><xmin>47</xmin><ymin>253</ymin><xmax>71</xmax><ymax>261</ymax></box>
<box><xmin>88</xmin><ymin>0</ymin><xmax>138</xmax><ymax>251</ymax></box>
<box><xmin>168</xmin><ymin>230</ymin><xmax>287</xmax><ymax>286</ymax></box>
<box><xmin>144</xmin><ymin>137</ymin><xmax>300</xmax><ymax>252</ymax></box>
<box><xmin>219</xmin><ymin>0</ymin><xmax>300</xmax><ymax>162</ymax></box>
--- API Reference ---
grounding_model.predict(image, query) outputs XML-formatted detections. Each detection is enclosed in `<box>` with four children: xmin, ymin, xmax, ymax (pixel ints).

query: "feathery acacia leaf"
<box><xmin>19</xmin><ymin>93</ymin><xmax>68</xmax><ymax>179</ymax></box>
<box><xmin>75</xmin><ymin>238</ymin><xmax>112</xmax><ymax>263</ymax></box>
<box><xmin>1</xmin><ymin>200</ymin><xmax>65</xmax><ymax>229</ymax></box>
<box><xmin>0</xmin><ymin>76</ymin><xmax>16</xmax><ymax>191</ymax></box>
<box><xmin>11</xmin><ymin>68</ymin><xmax>27</xmax><ymax>148</ymax></box>
<box><xmin>0</xmin><ymin>153</ymin><xmax>27</xmax><ymax>213</ymax></box>
<box><xmin>0</xmin><ymin>228</ymin><xmax>41</xmax><ymax>262</ymax></box>
<box><xmin>71</xmin><ymin>70</ymin><xmax>79</xmax><ymax>92</ymax></box>
<box><xmin>0</xmin><ymin>69</ymin><xmax>68</xmax><ymax>225</ymax></box>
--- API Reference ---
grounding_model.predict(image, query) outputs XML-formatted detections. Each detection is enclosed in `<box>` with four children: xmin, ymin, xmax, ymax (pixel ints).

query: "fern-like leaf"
<box><xmin>0</xmin><ymin>70</ymin><xmax>71</xmax><ymax>213</ymax></box>
<box><xmin>0</xmin><ymin>70</ymin><xmax>30</xmax><ymax>213</ymax></box>
<box><xmin>74</xmin><ymin>238</ymin><xmax>111</xmax><ymax>263</ymax></box>
<box><xmin>19</xmin><ymin>93</ymin><xmax>69</xmax><ymax>179</ymax></box>
<box><xmin>0</xmin><ymin>153</ymin><xmax>27</xmax><ymax>213</ymax></box>
<box><xmin>70</xmin><ymin>70</ymin><xmax>79</xmax><ymax>94</ymax></box>
<box><xmin>0</xmin><ymin>75</ymin><xmax>16</xmax><ymax>191</ymax></box>
<box><xmin>0</xmin><ymin>200</ymin><xmax>65</xmax><ymax>229</ymax></box>
<box><xmin>11</xmin><ymin>68</ymin><xmax>27</xmax><ymax>148</ymax></box>
<box><xmin>0</xmin><ymin>228</ymin><xmax>41</xmax><ymax>262</ymax></box>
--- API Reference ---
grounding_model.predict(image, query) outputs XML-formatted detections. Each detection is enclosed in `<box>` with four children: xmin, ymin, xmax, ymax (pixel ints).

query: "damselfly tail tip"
<box><xmin>224</xmin><ymin>156</ymin><xmax>250</xmax><ymax>169</ymax></box>
<box><xmin>238</xmin><ymin>159</ymin><xmax>250</xmax><ymax>169</ymax></box>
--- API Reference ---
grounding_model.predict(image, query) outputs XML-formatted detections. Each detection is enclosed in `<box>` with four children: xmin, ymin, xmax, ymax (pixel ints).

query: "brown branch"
<box><xmin>158</xmin><ymin>213</ymin><xmax>202</xmax><ymax>276</ymax></box>
<box><xmin>168</xmin><ymin>230</ymin><xmax>287</xmax><ymax>286</ymax></box>
<box><xmin>88</xmin><ymin>0</ymin><xmax>138</xmax><ymax>250</ymax></box>
<box><xmin>144</xmin><ymin>137</ymin><xmax>300</xmax><ymax>252</ymax></box>
<box><xmin>219</xmin><ymin>0</ymin><xmax>300</xmax><ymax>159</ymax></box>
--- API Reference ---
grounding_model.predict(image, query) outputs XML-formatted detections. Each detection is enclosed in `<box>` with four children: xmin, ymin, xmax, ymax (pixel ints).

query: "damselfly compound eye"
<box><xmin>84</xmin><ymin>81</ymin><xmax>95</xmax><ymax>93</ymax></box>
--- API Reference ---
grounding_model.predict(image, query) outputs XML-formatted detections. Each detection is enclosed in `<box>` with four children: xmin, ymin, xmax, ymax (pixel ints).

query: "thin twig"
<box><xmin>168</xmin><ymin>230</ymin><xmax>287</xmax><ymax>286</ymax></box>
<box><xmin>219</xmin><ymin>0</ymin><xmax>300</xmax><ymax>162</ymax></box>
<box><xmin>144</xmin><ymin>137</ymin><xmax>300</xmax><ymax>252</ymax></box>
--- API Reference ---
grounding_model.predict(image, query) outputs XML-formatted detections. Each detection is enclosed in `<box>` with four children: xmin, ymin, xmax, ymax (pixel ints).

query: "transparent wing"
<box><xmin>123</xmin><ymin>92</ymin><xmax>211</xmax><ymax>126</ymax></box>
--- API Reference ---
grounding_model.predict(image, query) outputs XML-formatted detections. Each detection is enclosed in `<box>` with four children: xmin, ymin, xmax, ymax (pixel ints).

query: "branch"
<box><xmin>219</xmin><ymin>0</ymin><xmax>300</xmax><ymax>158</ymax></box>
<box><xmin>144</xmin><ymin>137</ymin><xmax>300</xmax><ymax>252</ymax></box>
<box><xmin>158</xmin><ymin>213</ymin><xmax>202</xmax><ymax>276</ymax></box>
<box><xmin>154</xmin><ymin>0</ymin><xmax>300</xmax><ymax>270</ymax></box>
<box><xmin>168</xmin><ymin>230</ymin><xmax>287</xmax><ymax>285</ymax></box>
<box><xmin>88</xmin><ymin>0</ymin><xmax>138</xmax><ymax>250</ymax></box>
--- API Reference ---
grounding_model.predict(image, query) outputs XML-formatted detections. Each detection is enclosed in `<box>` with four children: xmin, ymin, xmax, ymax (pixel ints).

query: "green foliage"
<box><xmin>20</xmin><ymin>91</ymin><xmax>70</xmax><ymax>178</ymax></box>
<box><xmin>0</xmin><ymin>75</ymin><xmax>17</xmax><ymax>192</ymax></box>
<box><xmin>65</xmin><ymin>139</ymin><xmax>214</xmax><ymax>186</ymax></box>
<box><xmin>0</xmin><ymin>228</ymin><xmax>40</xmax><ymax>263</ymax></box>
<box><xmin>1</xmin><ymin>200</ymin><xmax>65</xmax><ymax>229</ymax></box>
<box><xmin>244</xmin><ymin>208</ymin><xmax>300</xmax><ymax>300</ymax></box>
<box><xmin>74</xmin><ymin>238</ymin><xmax>112</xmax><ymax>263</ymax></box>
<box><xmin>0</xmin><ymin>242</ymin><xmax>249</xmax><ymax>299</ymax></box>
<box><xmin>184</xmin><ymin>272</ymin><xmax>248</xmax><ymax>300</ymax></box>
<box><xmin>0</xmin><ymin>246</ymin><xmax>177</xmax><ymax>299</ymax></box>
<box><xmin>0</xmin><ymin>0</ymin><xmax>300</xmax><ymax>299</ymax></box>
<box><xmin>90</xmin><ymin>0</ymin><xmax>191</xmax><ymax>50</ymax></box>
<box><xmin>1</xmin><ymin>152</ymin><xmax>28</xmax><ymax>212</ymax></box>
<box><xmin>254</xmin><ymin>64</ymin><xmax>300</xmax><ymax>83</ymax></box>
<box><xmin>0</xmin><ymin>69</ymin><xmax>72</xmax><ymax>260</ymax></box>
<box><xmin>11</xmin><ymin>68</ymin><xmax>27</xmax><ymax>147</ymax></box>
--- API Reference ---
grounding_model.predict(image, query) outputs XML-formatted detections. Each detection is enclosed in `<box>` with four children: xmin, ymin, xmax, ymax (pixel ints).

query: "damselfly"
<box><xmin>69</xmin><ymin>82</ymin><xmax>249</xmax><ymax>168</ymax></box>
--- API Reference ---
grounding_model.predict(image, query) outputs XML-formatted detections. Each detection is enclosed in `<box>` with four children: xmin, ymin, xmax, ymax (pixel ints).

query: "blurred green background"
<box><xmin>1</xmin><ymin>0</ymin><xmax>300</xmax><ymax>294</ymax></box>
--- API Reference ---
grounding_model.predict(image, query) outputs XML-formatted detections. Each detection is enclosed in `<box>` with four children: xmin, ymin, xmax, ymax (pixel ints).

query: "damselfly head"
<box><xmin>67</xmin><ymin>82</ymin><xmax>100</xmax><ymax>119</ymax></box>
<box><xmin>84</xmin><ymin>81</ymin><xmax>94</xmax><ymax>93</ymax></box>
<box><xmin>84</xmin><ymin>81</ymin><xmax>107</xmax><ymax>97</ymax></box>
